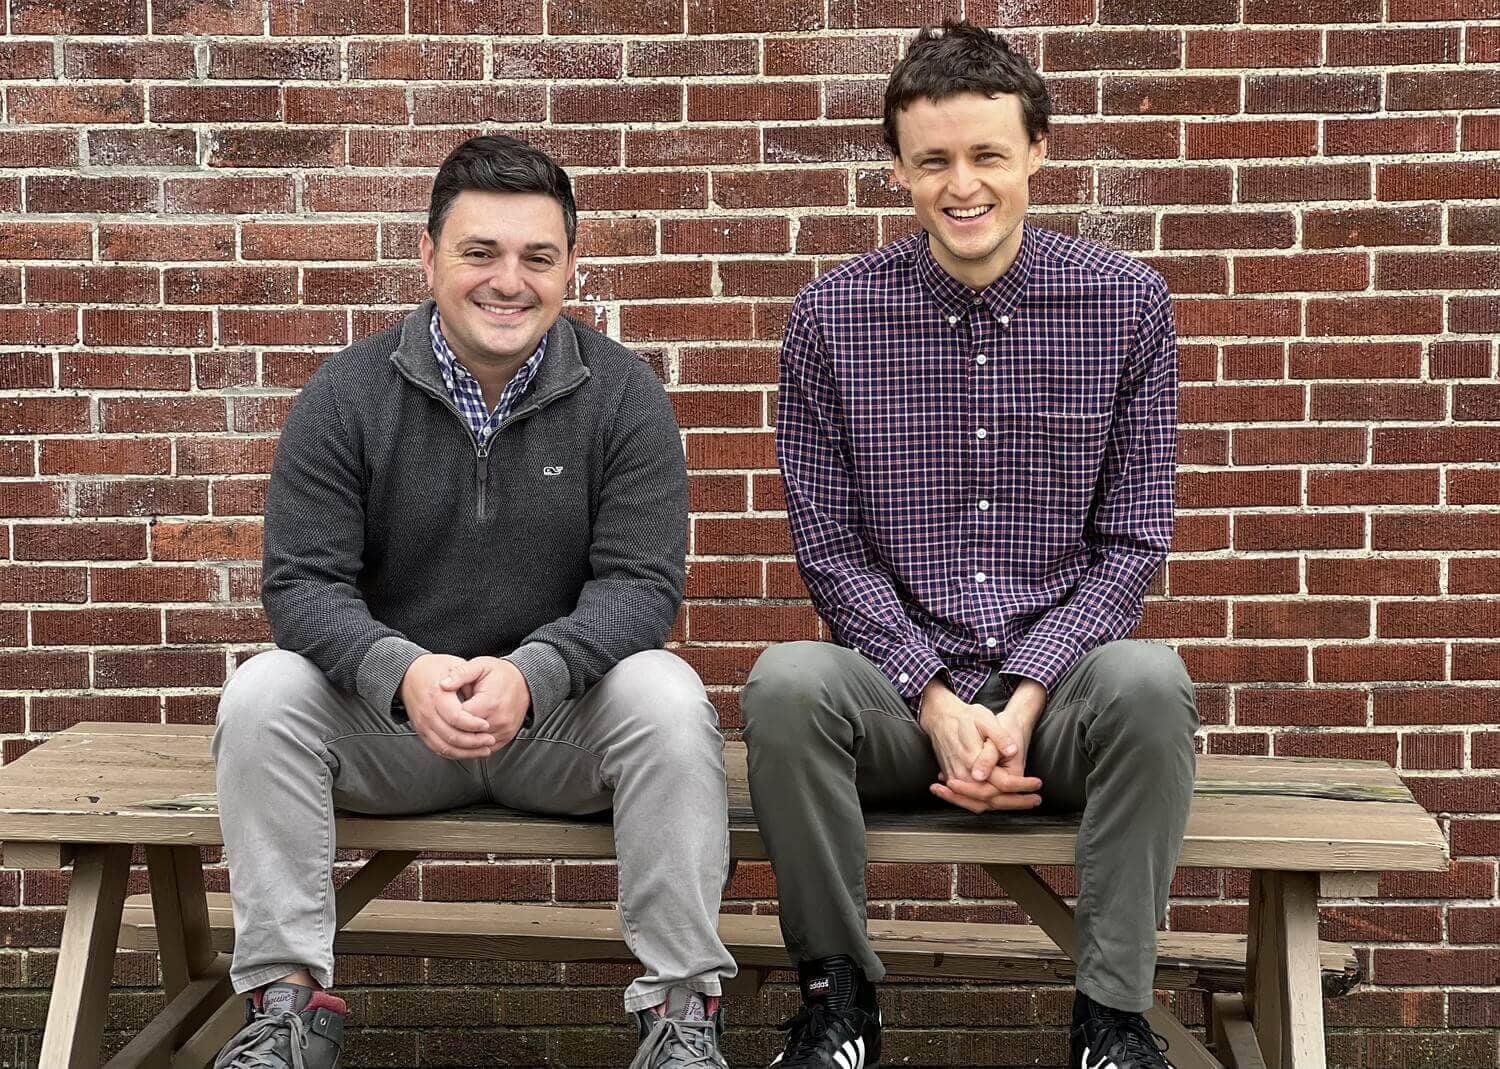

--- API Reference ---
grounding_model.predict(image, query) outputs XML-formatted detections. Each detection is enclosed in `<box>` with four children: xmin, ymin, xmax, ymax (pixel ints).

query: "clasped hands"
<box><xmin>918</xmin><ymin>677</ymin><xmax>1046</xmax><ymax>814</ymax></box>
<box><xmin>399</xmin><ymin>653</ymin><xmax>531</xmax><ymax>760</ymax></box>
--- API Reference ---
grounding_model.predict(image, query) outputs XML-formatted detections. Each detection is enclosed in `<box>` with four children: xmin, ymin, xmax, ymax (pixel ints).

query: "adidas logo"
<box><xmin>833</xmin><ymin>1035</ymin><xmax>866</xmax><ymax>1069</ymax></box>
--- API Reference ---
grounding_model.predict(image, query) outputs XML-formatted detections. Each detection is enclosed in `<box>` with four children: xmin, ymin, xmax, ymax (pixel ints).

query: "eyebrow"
<box><xmin>454</xmin><ymin>236</ymin><xmax>563</xmax><ymax>255</ymax></box>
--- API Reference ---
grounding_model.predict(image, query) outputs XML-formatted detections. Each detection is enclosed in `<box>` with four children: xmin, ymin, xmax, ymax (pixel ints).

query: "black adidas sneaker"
<box><xmin>1070</xmin><ymin>991</ymin><xmax>1172</xmax><ymax>1069</ymax></box>
<box><xmin>769</xmin><ymin>955</ymin><xmax>881</xmax><ymax>1069</ymax></box>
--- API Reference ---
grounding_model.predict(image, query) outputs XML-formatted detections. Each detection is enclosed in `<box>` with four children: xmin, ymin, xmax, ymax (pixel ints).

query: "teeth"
<box><xmin>947</xmin><ymin>206</ymin><xmax>991</xmax><ymax>218</ymax></box>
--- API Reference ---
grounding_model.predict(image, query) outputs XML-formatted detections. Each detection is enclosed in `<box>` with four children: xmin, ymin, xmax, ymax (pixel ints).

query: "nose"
<box><xmin>948</xmin><ymin>160</ymin><xmax>981</xmax><ymax>200</ymax></box>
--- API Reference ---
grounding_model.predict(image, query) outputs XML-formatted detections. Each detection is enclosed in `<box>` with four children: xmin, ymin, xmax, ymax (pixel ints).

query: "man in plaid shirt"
<box><xmin>742</xmin><ymin>22</ymin><xmax>1197</xmax><ymax>1069</ymax></box>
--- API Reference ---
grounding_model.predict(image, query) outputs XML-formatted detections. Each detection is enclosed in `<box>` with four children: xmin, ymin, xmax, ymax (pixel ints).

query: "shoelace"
<box><xmin>212</xmin><ymin>1010</ymin><xmax>311</xmax><ymax>1069</ymax></box>
<box><xmin>776</xmin><ymin>1002</ymin><xmax>837</xmax><ymax>1062</ymax></box>
<box><xmin>1084</xmin><ymin>1008</ymin><xmax>1171</xmax><ymax>1067</ymax></box>
<box><xmin>629</xmin><ymin>1016</ymin><xmax>722</xmax><ymax>1068</ymax></box>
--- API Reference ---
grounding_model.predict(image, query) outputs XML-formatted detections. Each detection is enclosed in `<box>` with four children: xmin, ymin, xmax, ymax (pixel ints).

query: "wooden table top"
<box><xmin>0</xmin><ymin>723</ymin><xmax>1449</xmax><ymax>872</ymax></box>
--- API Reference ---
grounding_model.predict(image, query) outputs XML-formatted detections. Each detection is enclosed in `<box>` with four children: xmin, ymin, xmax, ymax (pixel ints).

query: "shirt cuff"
<box><xmin>879</xmin><ymin>643</ymin><xmax>949</xmax><ymax>705</ymax></box>
<box><xmin>1000</xmin><ymin>631</ymin><xmax>1083</xmax><ymax>695</ymax></box>
<box><xmin>356</xmin><ymin>635</ymin><xmax>430</xmax><ymax>718</ymax></box>
<box><xmin>504</xmin><ymin>641</ymin><xmax>572</xmax><ymax>722</ymax></box>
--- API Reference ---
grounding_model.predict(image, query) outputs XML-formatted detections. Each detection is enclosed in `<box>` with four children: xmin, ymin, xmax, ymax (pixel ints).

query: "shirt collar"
<box><xmin>913</xmin><ymin>223</ymin><xmax>1036</xmax><ymax>327</ymax></box>
<box><xmin>429</xmin><ymin>309</ymin><xmax>547</xmax><ymax>392</ymax></box>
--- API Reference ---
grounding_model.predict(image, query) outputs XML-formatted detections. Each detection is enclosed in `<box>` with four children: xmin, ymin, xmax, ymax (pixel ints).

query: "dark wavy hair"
<box><xmin>884</xmin><ymin>20</ymin><xmax>1051</xmax><ymax>156</ymax></box>
<box><xmin>427</xmin><ymin>135</ymin><xmax>577</xmax><ymax>248</ymax></box>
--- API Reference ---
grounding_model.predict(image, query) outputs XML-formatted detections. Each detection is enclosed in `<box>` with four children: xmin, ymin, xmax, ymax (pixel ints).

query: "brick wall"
<box><xmin>1</xmin><ymin>0</ymin><xmax>1497</xmax><ymax>1065</ymax></box>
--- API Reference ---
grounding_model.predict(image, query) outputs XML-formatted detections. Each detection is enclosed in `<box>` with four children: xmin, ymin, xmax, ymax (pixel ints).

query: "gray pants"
<box><xmin>741</xmin><ymin>640</ymin><xmax>1197</xmax><ymax>1013</ymax></box>
<box><xmin>213</xmin><ymin>647</ymin><xmax>737</xmax><ymax>1012</ymax></box>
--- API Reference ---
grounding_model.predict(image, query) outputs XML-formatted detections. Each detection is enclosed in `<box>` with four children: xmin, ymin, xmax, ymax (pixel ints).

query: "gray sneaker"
<box><xmin>630</xmin><ymin>987</ymin><xmax>729</xmax><ymax>1068</ymax></box>
<box><xmin>213</xmin><ymin>982</ymin><xmax>347</xmax><ymax>1069</ymax></box>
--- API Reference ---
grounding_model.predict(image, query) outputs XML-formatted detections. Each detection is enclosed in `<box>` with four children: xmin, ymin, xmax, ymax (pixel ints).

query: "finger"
<box><xmin>930</xmin><ymin>783</ymin><xmax>990</xmax><ymax>815</ymax></box>
<box><xmin>971</xmin><ymin>739</ymin><xmax>1000</xmax><ymax>782</ymax></box>
<box><xmin>982</xmin><ymin>792</ymin><xmax>1043</xmax><ymax>811</ymax></box>
<box><xmin>987</xmin><ymin>771</ymin><xmax>1044</xmax><ymax>794</ymax></box>
<box><xmin>439</xmin><ymin>659</ymin><xmax>485</xmax><ymax>692</ymax></box>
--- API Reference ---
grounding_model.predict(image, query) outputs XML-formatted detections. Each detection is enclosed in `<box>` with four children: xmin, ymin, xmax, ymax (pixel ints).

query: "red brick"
<box><xmin>1044</xmin><ymin>29</ymin><xmax>1178</xmax><ymax>71</ymax></box>
<box><xmin>63</xmin><ymin>41</ymin><xmax>195</xmax><ymax>79</ymax></box>
<box><xmin>164</xmin><ymin>177</ymin><xmax>295</xmax><ymax>215</ymax></box>
<box><xmin>14</xmin><ymin>522</ymin><xmax>147</xmax><ymax>561</ymax></box>
<box><xmin>1048</xmin><ymin>121</ymin><xmax>1179</xmax><ymax>161</ymax></box>
<box><xmin>408</xmin><ymin>0</ymin><xmax>539</xmax><ymax>32</ymax></box>
<box><xmin>411</xmin><ymin>86</ymin><xmax>546</xmax><ymax>125</ymax></box>
<box><xmin>1098</xmin><ymin>167</ymin><xmax>1231</xmax><ymax>207</ymax></box>
<box><xmin>1239</xmin><ymin>163</ymin><xmax>1370</xmax><ymax>204</ymax></box>
<box><xmin>11</xmin><ymin>0</ymin><xmax>145</xmax><ymax>32</ymax></box>
<box><xmin>346</xmin><ymin>40</ymin><xmax>482</xmax><ymax>80</ymax></box>
<box><xmin>1169</xmin><ymin>557</ymin><xmax>1299</xmax><ymax>596</ymax></box>
<box><xmin>1308</xmin><ymin>469</ymin><xmax>1439</xmax><ymax>508</ymax></box>
<box><xmin>1162</xmin><ymin>212</ymin><xmax>1293</xmax><ymax>251</ymax></box>
<box><xmin>1315</xmin><ymin>643</ymin><xmax>1446</xmax><ymax>683</ymax></box>
<box><xmin>1328</xmin><ymin>27</ymin><xmax>1461</xmax><ymax>65</ymax></box>
<box><xmin>574</xmin><ymin>173</ymin><xmax>706</xmax><ymax>212</ymax></box>
<box><xmin>1187</xmin><ymin>29</ymin><xmax>1319</xmax><ymax>68</ymax></box>
<box><xmin>1186</xmin><ymin>120</ymin><xmax>1317</xmax><ymax>160</ymax></box>
<box><xmin>548</xmin><ymin>0</ymin><xmax>682</xmax><ymax>34</ymax></box>
<box><xmin>1179</xmin><ymin>645</ymin><xmax>1308</xmax><ymax>684</ymax></box>
<box><xmin>553</xmin><ymin>84</ymin><xmax>680</xmax><ymax>124</ymax></box>
<box><xmin>1379</xmin><ymin>160</ymin><xmax>1500</xmax><ymax>202</ymax></box>
<box><xmin>1307</xmin><ymin>296</ymin><xmax>1443</xmax><ymax>338</ymax></box>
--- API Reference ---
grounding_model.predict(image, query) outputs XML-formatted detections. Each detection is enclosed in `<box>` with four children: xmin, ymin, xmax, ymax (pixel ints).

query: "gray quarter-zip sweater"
<box><xmin>261</xmin><ymin>300</ymin><xmax>688</xmax><ymax>722</ymax></box>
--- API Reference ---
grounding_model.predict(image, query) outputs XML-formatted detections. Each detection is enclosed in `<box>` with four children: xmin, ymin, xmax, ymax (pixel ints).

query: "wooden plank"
<box><xmin>0</xmin><ymin>732</ymin><xmax>1450</xmax><ymax>872</ymax></box>
<box><xmin>1213</xmin><ymin>993</ymin><xmax>1269</xmax><ymax>1069</ymax></box>
<box><xmin>1318</xmin><ymin>871</ymin><xmax>1380</xmax><ymax>898</ymax></box>
<box><xmin>119</xmin><ymin>894</ymin><xmax>1361</xmax><ymax>995</ymax></box>
<box><xmin>145</xmin><ymin>845</ymin><xmax>216</xmax><ymax>999</ymax></box>
<box><xmin>39</xmin><ymin>843</ymin><xmax>132</xmax><ymax>1069</ymax></box>
<box><xmin>2</xmin><ymin>841</ymin><xmax>74</xmax><ymax>869</ymax></box>
<box><xmin>334</xmin><ymin>851</ymin><xmax>418</xmax><ymax>928</ymax></box>
<box><xmin>101</xmin><ymin>955</ymin><xmax>232</xmax><ymax>1069</ymax></box>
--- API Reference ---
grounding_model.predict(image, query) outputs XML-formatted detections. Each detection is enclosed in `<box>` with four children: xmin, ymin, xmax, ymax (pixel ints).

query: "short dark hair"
<box><xmin>883</xmin><ymin>20</ymin><xmax>1051</xmax><ymax>156</ymax></box>
<box><xmin>427</xmin><ymin>135</ymin><xmax>577</xmax><ymax>248</ymax></box>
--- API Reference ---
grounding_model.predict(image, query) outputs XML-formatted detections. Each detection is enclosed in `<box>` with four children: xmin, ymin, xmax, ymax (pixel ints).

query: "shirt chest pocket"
<box><xmin>1009</xmin><ymin>410</ymin><xmax>1112</xmax><ymax>516</ymax></box>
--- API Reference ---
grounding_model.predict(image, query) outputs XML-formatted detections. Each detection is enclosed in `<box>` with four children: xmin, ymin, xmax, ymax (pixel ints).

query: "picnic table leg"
<box><xmin>38</xmin><ymin>842</ymin><xmax>132</xmax><ymax>1069</ymax></box>
<box><xmin>1245</xmin><ymin>871</ymin><xmax>1327</xmax><ymax>1069</ymax></box>
<box><xmin>983</xmin><ymin>864</ymin><xmax>1225</xmax><ymax>1069</ymax></box>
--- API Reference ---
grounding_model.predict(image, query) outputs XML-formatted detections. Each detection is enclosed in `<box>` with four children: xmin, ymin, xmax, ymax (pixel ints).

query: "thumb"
<box><xmin>971</xmin><ymin>739</ymin><xmax>1000</xmax><ymax>782</ymax></box>
<box><xmin>439</xmin><ymin>659</ymin><xmax>485</xmax><ymax>692</ymax></box>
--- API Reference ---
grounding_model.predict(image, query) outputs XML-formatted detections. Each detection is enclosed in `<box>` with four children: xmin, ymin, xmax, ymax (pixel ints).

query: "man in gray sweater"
<box><xmin>212</xmin><ymin>136</ymin><xmax>736</xmax><ymax>1069</ymax></box>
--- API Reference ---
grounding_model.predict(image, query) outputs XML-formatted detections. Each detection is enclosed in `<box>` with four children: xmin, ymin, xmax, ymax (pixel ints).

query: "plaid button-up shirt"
<box><xmin>430</xmin><ymin>309</ymin><xmax>546</xmax><ymax>447</ymax></box>
<box><xmin>777</xmin><ymin>225</ymin><xmax>1178</xmax><ymax>703</ymax></box>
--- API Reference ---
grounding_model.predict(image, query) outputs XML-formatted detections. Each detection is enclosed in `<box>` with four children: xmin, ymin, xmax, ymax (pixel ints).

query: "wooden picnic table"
<box><xmin>0</xmin><ymin>722</ymin><xmax>1449</xmax><ymax>1069</ymax></box>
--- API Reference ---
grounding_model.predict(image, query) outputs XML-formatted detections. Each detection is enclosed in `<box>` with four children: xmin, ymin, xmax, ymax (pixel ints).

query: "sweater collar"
<box><xmin>392</xmin><ymin>300</ymin><xmax>590</xmax><ymax>414</ymax></box>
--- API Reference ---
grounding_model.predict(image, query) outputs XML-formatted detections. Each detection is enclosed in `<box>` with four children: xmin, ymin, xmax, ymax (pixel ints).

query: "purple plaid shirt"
<box><xmin>777</xmin><ymin>224</ymin><xmax>1178</xmax><ymax>703</ymax></box>
<box><xmin>430</xmin><ymin>309</ymin><xmax>545</xmax><ymax>447</ymax></box>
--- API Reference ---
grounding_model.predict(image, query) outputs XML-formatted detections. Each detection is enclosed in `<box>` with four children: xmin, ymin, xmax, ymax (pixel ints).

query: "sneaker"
<box><xmin>769</xmin><ymin>955</ymin><xmax>880</xmax><ymax>1069</ymax></box>
<box><xmin>630</xmin><ymin>986</ymin><xmax>729</xmax><ymax>1068</ymax></box>
<box><xmin>1070</xmin><ymin>991</ymin><xmax>1172</xmax><ymax>1069</ymax></box>
<box><xmin>213</xmin><ymin>981</ymin><xmax>347</xmax><ymax>1069</ymax></box>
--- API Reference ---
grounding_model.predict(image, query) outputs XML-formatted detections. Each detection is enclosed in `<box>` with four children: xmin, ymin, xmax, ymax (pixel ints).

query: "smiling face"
<box><xmin>890</xmin><ymin>91</ymin><xmax>1047</xmax><ymax>289</ymax></box>
<box><xmin>419</xmin><ymin>189</ymin><xmax>576</xmax><ymax>374</ymax></box>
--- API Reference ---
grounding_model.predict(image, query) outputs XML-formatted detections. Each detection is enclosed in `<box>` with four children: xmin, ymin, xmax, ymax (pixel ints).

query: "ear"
<box><xmin>419</xmin><ymin>229</ymin><xmax>437</xmax><ymax>290</ymax></box>
<box><xmin>1026</xmin><ymin>136</ymin><xmax>1048</xmax><ymax>177</ymax></box>
<box><xmin>890</xmin><ymin>156</ymin><xmax>911</xmax><ymax>191</ymax></box>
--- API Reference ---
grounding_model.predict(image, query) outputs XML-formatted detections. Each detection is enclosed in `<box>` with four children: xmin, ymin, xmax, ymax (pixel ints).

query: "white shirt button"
<box><xmin>985</xmin><ymin>637</ymin><xmax>998</xmax><ymax>648</ymax></box>
<box><xmin>898</xmin><ymin>672</ymin><xmax>910</xmax><ymax>684</ymax></box>
<box><xmin>975</xmin><ymin>353</ymin><xmax>987</xmax><ymax>365</ymax></box>
<box><xmin>975</xmin><ymin>572</ymin><xmax>987</xmax><ymax>583</ymax></box>
<box><xmin>975</xmin><ymin>428</ymin><xmax>987</xmax><ymax>439</ymax></box>
<box><xmin>978</xmin><ymin>500</ymin><xmax>990</xmax><ymax>511</ymax></box>
<box><xmin>946</xmin><ymin>315</ymin><xmax>958</xmax><ymax>326</ymax></box>
<box><xmin>1000</xmin><ymin>314</ymin><xmax>1011</xmax><ymax>327</ymax></box>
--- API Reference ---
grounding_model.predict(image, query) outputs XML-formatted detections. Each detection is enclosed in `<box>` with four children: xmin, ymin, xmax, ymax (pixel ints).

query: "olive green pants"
<box><xmin>741</xmin><ymin>639</ymin><xmax>1198</xmax><ymax>1013</ymax></box>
